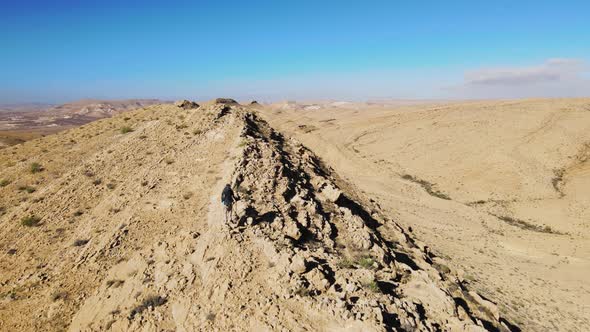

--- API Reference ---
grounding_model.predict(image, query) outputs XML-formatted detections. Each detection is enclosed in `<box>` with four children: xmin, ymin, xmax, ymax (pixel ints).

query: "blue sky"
<box><xmin>1</xmin><ymin>0</ymin><xmax>589</xmax><ymax>103</ymax></box>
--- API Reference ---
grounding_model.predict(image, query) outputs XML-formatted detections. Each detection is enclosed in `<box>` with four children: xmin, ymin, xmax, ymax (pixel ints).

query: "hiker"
<box><xmin>221</xmin><ymin>184</ymin><xmax>237</xmax><ymax>223</ymax></box>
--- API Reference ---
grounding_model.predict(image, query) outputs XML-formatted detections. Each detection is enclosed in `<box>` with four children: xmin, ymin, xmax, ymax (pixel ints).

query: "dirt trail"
<box><xmin>1</xmin><ymin>103</ymin><xmax>519</xmax><ymax>331</ymax></box>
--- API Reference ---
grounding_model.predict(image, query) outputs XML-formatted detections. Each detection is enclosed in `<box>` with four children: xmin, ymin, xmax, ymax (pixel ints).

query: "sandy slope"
<box><xmin>262</xmin><ymin>98</ymin><xmax>590</xmax><ymax>331</ymax></box>
<box><xmin>0</xmin><ymin>102</ymin><xmax>518</xmax><ymax>331</ymax></box>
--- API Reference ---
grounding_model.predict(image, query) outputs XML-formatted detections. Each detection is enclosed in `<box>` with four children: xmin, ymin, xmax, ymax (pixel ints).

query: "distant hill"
<box><xmin>0</xmin><ymin>99</ymin><xmax>169</xmax><ymax>148</ymax></box>
<box><xmin>0</xmin><ymin>103</ymin><xmax>54</xmax><ymax>113</ymax></box>
<box><xmin>48</xmin><ymin>99</ymin><xmax>165</xmax><ymax>118</ymax></box>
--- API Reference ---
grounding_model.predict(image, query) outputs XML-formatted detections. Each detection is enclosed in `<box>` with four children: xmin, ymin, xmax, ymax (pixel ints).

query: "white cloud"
<box><xmin>465</xmin><ymin>58</ymin><xmax>586</xmax><ymax>86</ymax></box>
<box><xmin>450</xmin><ymin>58</ymin><xmax>590</xmax><ymax>98</ymax></box>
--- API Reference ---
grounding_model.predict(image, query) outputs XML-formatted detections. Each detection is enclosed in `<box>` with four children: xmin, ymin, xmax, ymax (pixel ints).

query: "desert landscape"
<box><xmin>2</xmin><ymin>2</ymin><xmax>588</xmax><ymax>331</ymax></box>
<box><xmin>263</xmin><ymin>98</ymin><xmax>590</xmax><ymax>331</ymax></box>
<box><xmin>0</xmin><ymin>99</ymin><xmax>165</xmax><ymax>148</ymax></box>
<box><xmin>0</xmin><ymin>100</ymin><xmax>531</xmax><ymax>331</ymax></box>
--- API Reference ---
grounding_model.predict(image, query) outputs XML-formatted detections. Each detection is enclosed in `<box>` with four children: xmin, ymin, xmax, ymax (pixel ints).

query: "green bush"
<box><xmin>17</xmin><ymin>185</ymin><xmax>36</xmax><ymax>193</ymax></box>
<box><xmin>357</xmin><ymin>256</ymin><xmax>376</xmax><ymax>269</ymax></box>
<box><xmin>120</xmin><ymin>126</ymin><xmax>133</xmax><ymax>134</ymax></box>
<box><xmin>30</xmin><ymin>162</ymin><xmax>43</xmax><ymax>173</ymax></box>
<box><xmin>21</xmin><ymin>215</ymin><xmax>41</xmax><ymax>227</ymax></box>
<box><xmin>0</xmin><ymin>179</ymin><xmax>10</xmax><ymax>187</ymax></box>
<box><xmin>364</xmin><ymin>280</ymin><xmax>380</xmax><ymax>293</ymax></box>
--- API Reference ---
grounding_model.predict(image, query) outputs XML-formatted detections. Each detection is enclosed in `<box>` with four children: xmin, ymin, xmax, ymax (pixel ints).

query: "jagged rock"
<box><xmin>296</xmin><ymin>210</ymin><xmax>310</xmax><ymax>228</ymax></box>
<box><xmin>156</xmin><ymin>108</ymin><xmax>519</xmax><ymax>331</ymax></box>
<box><xmin>234</xmin><ymin>200</ymin><xmax>249</xmax><ymax>220</ymax></box>
<box><xmin>468</xmin><ymin>291</ymin><xmax>501</xmax><ymax>322</ymax></box>
<box><xmin>306</xmin><ymin>268</ymin><xmax>330</xmax><ymax>291</ymax></box>
<box><xmin>289</xmin><ymin>256</ymin><xmax>307</xmax><ymax>274</ymax></box>
<box><xmin>174</xmin><ymin>99</ymin><xmax>199</xmax><ymax>109</ymax></box>
<box><xmin>319</xmin><ymin>182</ymin><xmax>342</xmax><ymax>202</ymax></box>
<box><xmin>283</xmin><ymin>220</ymin><xmax>302</xmax><ymax>240</ymax></box>
<box><xmin>345</xmin><ymin>282</ymin><xmax>357</xmax><ymax>293</ymax></box>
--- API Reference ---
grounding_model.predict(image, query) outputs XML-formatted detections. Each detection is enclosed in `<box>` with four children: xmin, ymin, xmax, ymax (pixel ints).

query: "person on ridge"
<box><xmin>221</xmin><ymin>184</ymin><xmax>237</xmax><ymax>223</ymax></box>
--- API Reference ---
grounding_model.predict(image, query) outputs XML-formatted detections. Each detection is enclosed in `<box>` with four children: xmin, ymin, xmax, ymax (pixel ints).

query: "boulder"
<box><xmin>284</xmin><ymin>220</ymin><xmax>302</xmax><ymax>240</ymax></box>
<box><xmin>319</xmin><ymin>183</ymin><xmax>342</xmax><ymax>202</ymax></box>
<box><xmin>289</xmin><ymin>256</ymin><xmax>307</xmax><ymax>274</ymax></box>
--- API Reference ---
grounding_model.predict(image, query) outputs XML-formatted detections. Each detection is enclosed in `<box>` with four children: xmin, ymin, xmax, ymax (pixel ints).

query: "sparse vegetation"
<box><xmin>120</xmin><ymin>126</ymin><xmax>133</xmax><ymax>134</ymax></box>
<box><xmin>73</xmin><ymin>239</ymin><xmax>89</xmax><ymax>246</ymax></box>
<box><xmin>21</xmin><ymin>215</ymin><xmax>41</xmax><ymax>227</ymax></box>
<box><xmin>206</xmin><ymin>312</ymin><xmax>216</xmax><ymax>321</ymax></box>
<box><xmin>337</xmin><ymin>258</ymin><xmax>355</xmax><ymax>269</ymax></box>
<box><xmin>51</xmin><ymin>291</ymin><xmax>68</xmax><ymax>301</ymax></box>
<box><xmin>106</xmin><ymin>279</ymin><xmax>125</xmax><ymax>288</ymax></box>
<box><xmin>0</xmin><ymin>179</ymin><xmax>11</xmax><ymax>187</ymax></box>
<box><xmin>93</xmin><ymin>178</ymin><xmax>102</xmax><ymax>186</ymax></box>
<box><xmin>494</xmin><ymin>214</ymin><xmax>564</xmax><ymax>235</ymax></box>
<box><xmin>294</xmin><ymin>287</ymin><xmax>311</xmax><ymax>297</ymax></box>
<box><xmin>129</xmin><ymin>295</ymin><xmax>167</xmax><ymax>319</ymax></box>
<box><xmin>165</xmin><ymin>158</ymin><xmax>174</xmax><ymax>165</ymax></box>
<box><xmin>401</xmin><ymin>174</ymin><xmax>451</xmax><ymax>200</ymax></box>
<box><xmin>364</xmin><ymin>280</ymin><xmax>380</xmax><ymax>293</ymax></box>
<box><xmin>73</xmin><ymin>210</ymin><xmax>84</xmax><ymax>216</ymax></box>
<box><xmin>30</xmin><ymin>162</ymin><xmax>43</xmax><ymax>173</ymax></box>
<box><xmin>193</xmin><ymin>129</ymin><xmax>202</xmax><ymax>135</ymax></box>
<box><xmin>106</xmin><ymin>182</ymin><xmax>116</xmax><ymax>190</ymax></box>
<box><xmin>18</xmin><ymin>185</ymin><xmax>36</xmax><ymax>193</ymax></box>
<box><xmin>551</xmin><ymin>168</ymin><xmax>565</xmax><ymax>197</ymax></box>
<box><xmin>357</xmin><ymin>256</ymin><xmax>376</xmax><ymax>269</ymax></box>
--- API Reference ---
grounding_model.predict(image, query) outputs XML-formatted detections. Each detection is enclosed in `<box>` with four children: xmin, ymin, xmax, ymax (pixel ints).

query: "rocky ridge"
<box><xmin>0</xmin><ymin>102</ymin><xmax>519</xmax><ymax>331</ymax></box>
<box><xmin>222</xmin><ymin>109</ymin><xmax>519</xmax><ymax>331</ymax></box>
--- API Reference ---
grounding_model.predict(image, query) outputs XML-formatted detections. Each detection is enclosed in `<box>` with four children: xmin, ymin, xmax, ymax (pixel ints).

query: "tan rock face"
<box><xmin>0</xmin><ymin>103</ymin><xmax>518</xmax><ymax>331</ymax></box>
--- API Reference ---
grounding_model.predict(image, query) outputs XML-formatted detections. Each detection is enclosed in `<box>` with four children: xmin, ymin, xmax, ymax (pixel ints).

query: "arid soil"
<box><xmin>0</xmin><ymin>102</ymin><xmax>518</xmax><ymax>331</ymax></box>
<box><xmin>262</xmin><ymin>98</ymin><xmax>590</xmax><ymax>331</ymax></box>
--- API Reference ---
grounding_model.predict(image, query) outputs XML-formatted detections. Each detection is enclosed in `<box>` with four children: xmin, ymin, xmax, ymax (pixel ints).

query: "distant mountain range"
<box><xmin>0</xmin><ymin>99</ymin><xmax>168</xmax><ymax>130</ymax></box>
<box><xmin>0</xmin><ymin>99</ymin><xmax>169</xmax><ymax>148</ymax></box>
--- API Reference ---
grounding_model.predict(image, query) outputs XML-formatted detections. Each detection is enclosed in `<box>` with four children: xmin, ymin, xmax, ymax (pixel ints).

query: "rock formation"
<box><xmin>174</xmin><ymin>99</ymin><xmax>200</xmax><ymax>110</ymax></box>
